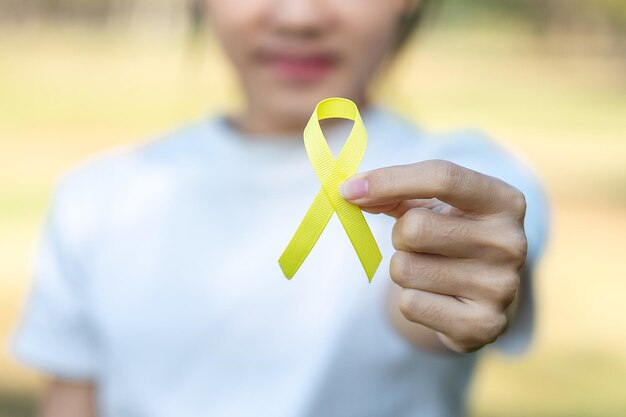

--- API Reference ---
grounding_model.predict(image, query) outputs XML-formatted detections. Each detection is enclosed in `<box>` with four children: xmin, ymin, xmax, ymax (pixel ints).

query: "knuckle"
<box><xmin>453</xmin><ymin>308</ymin><xmax>507</xmax><ymax>348</ymax></box>
<box><xmin>398</xmin><ymin>290</ymin><xmax>447</xmax><ymax>326</ymax></box>
<box><xmin>447</xmin><ymin>328</ymin><xmax>476</xmax><ymax>351</ymax></box>
<box><xmin>477</xmin><ymin>309</ymin><xmax>507</xmax><ymax>344</ymax></box>
<box><xmin>514</xmin><ymin>231</ymin><xmax>529</xmax><ymax>260</ymax></box>
<box><xmin>397</xmin><ymin>289</ymin><xmax>417</xmax><ymax>320</ymax></box>
<box><xmin>509</xmin><ymin>189</ymin><xmax>527</xmax><ymax>218</ymax></box>
<box><xmin>502</xmin><ymin>229</ymin><xmax>528</xmax><ymax>265</ymax></box>
<box><xmin>442</xmin><ymin>341</ymin><xmax>480</xmax><ymax>353</ymax></box>
<box><xmin>489</xmin><ymin>224</ymin><xmax>528</xmax><ymax>265</ymax></box>
<box><xmin>417</xmin><ymin>263</ymin><xmax>441</xmax><ymax>286</ymax></box>
<box><xmin>454</xmin><ymin>313</ymin><xmax>482</xmax><ymax>346</ymax></box>
<box><xmin>406</xmin><ymin>208</ymin><xmax>431</xmax><ymax>237</ymax></box>
<box><xmin>487</xmin><ymin>271</ymin><xmax>520</xmax><ymax>307</ymax></box>
<box><xmin>389</xmin><ymin>251</ymin><xmax>412</xmax><ymax>286</ymax></box>
<box><xmin>446</xmin><ymin>221</ymin><xmax>472</xmax><ymax>239</ymax></box>
<box><xmin>451</xmin><ymin>332</ymin><xmax>478</xmax><ymax>351</ymax></box>
<box><xmin>393</xmin><ymin>209</ymin><xmax>430</xmax><ymax>249</ymax></box>
<box><xmin>391</xmin><ymin>252</ymin><xmax>451</xmax><ymax>291</ymax></box>
<box><xmin>419</xmin><ymin>302</ymin><xmax>447</xmax><ymax>326</ymax></box>
<box><xmin>432</xmin><ymin>159</ymin><xmax>465</xmax><ymax>192</ymax></box>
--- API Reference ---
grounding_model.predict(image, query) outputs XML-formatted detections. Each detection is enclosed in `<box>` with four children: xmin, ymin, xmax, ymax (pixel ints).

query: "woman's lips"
<box><xmin>262</xmin><ymin>53</ymin><xmax>338</xmax><ymax>83</ymax></box>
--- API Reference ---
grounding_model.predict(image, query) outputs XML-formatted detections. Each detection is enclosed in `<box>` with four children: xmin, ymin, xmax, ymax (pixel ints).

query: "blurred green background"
<box><xmin>1</xmin><ymin>1</ymin><xmax>626</xmax><ymax>416</ymax></box>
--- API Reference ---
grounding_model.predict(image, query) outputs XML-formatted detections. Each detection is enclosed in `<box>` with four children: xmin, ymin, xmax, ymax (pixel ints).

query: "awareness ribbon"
<box><xmin>278</xmin><ymin>97</ymin><xmax>382</xmax><ymax>282</ymax></box>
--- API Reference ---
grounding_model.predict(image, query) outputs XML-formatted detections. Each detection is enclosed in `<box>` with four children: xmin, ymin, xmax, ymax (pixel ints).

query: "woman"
<box><xmin>14</xmin><ymin>1</ymin><xmax>548</xmax><ymax>416</ymax></box>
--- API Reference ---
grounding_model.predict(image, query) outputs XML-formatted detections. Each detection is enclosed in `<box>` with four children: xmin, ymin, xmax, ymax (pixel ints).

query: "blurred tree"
<box><xmin>0</xmin><ymin>0</ymin><xmax>624</xmax><ymax>43</ymax></box>
<box><xmin>187</xmin><ymin>0</ymin><xmax>206</xmax><ymax>38</ymax></box>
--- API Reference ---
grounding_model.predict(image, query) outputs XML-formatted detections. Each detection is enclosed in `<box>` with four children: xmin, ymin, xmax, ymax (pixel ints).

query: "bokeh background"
<box><xmin>1</xmin><ymin>1</ymin><xmax>625</xmax><ymax>416</ymax></box>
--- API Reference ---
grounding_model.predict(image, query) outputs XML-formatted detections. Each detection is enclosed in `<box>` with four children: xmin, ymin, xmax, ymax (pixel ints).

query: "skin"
<box><xmin>206</xmin><ymin>0</ymin><xmax>415</xmax><ymax>134</ymax></box>
<box><xmin>41</xmin><ymin>0</ymin><xmax>528</xmax><ymax>414</ymax></box>
<box><xmin>340</xmin><ymin>160</ymin><xmax>527</xmax><ymax>353</ymax></box>
<box><xmin>39</xmin><ymin>381</ymin><xmax>96</xmax><ymax>417</ymax></box>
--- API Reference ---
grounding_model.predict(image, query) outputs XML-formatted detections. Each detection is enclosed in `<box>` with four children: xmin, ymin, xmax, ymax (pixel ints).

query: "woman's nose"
<box><xmin>268</xmin><ymin>0</ymin><xmax>332</xmax><ymax>38</ymax></box>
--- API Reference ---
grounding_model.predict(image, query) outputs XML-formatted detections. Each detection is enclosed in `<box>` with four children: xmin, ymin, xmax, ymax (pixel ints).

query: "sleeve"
<box><xmin>11</xmin><ymin>176</ymin><xmax>99</xmax><ymax>380</ymax></box>
<box><xmin>439</xmin><ymin>132</ymin><xmax>550</xmax><ymax>355</ymax></box>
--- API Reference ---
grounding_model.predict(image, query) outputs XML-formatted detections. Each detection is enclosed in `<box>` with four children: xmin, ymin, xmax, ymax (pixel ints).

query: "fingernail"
<box><xmin>340</xmin><ymin>177</ymin><xmax>368</xmax><ymax>200</ymax></box>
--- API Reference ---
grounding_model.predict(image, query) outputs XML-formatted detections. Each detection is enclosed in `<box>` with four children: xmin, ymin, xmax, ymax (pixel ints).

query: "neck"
<box><xmin>230</xmin><ymin>94</ymin><xmax>371</xmax><ymax>137</ymax></box>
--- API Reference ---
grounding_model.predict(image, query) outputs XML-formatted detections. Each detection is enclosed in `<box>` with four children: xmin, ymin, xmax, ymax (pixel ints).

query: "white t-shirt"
<box><xmin>13</xmin><ymin>105</ymin><xmax>548</xmax><ymax>417</ymax></box>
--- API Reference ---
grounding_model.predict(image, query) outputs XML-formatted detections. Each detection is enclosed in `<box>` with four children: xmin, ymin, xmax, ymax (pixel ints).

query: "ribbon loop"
<box><xmin>278</xmin><ymin>97</ymin><xmax>382</xmax><ymax>281</ymax></box>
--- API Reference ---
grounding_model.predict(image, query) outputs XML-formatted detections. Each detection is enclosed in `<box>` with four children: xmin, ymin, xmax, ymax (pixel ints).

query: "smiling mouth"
<box><xmin>259</xmin><ymin>51</ymin><xmax>339</xmax><ymax>83</ymax></box>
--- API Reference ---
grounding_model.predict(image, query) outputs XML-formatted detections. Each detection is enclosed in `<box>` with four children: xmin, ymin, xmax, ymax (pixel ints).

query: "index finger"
<box><xmin>340</xmin><ymin>159</ymin><xmax>526</xmax><ymax>215</ymax></box>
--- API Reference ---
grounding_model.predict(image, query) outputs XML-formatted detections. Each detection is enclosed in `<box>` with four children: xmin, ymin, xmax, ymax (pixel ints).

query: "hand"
<box><xmin>340</xmin><ymin>160</ymin><xmax>528</xmax><ymax>353</ymax></box>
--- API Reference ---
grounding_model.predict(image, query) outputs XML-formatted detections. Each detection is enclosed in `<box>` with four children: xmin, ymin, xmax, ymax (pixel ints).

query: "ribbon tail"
<box><xmin>329</xmin><ymin>192</ymin><xmax>382</xmax><ymax>282</ymax></box>
<box><xmin>278</xmin><ymin>190</ymin><xmax>334</xmax><ymax>279</ymax></box>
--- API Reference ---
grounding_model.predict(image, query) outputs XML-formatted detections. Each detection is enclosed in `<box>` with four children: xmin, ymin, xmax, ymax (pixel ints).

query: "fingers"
<box><xmin>348</xmin><ymin>160</ymin><xmax>527</xmax><ymax>352</ymax></box>
<box><xmin>397</xmin><ymin>288</ymin><xmax>468</xmax><ymax>336</ymax></box>
<box><xmin>391</xmin><ymin>208</ymin><xmax>489</xmax><ymax>258</ymax></box>
<box><xmin>360</xmin><ymin>199</ymin><xmax>425</xmax><ymax>218</ymax></box>
<box><xmin>341</xmin><ymin>159</ymin><xmax>526</xmax><ymax>216</ymax></box>
<box><xmin>390</xmin><ymin>207</ymin><xmax>527</xmax><ymax>264</ymax></box>
<box><xmin>390</xmin><ymin>251</ymin><xmax>519</xmax><ymax>308</ymax></box>
<box><xmin>397</xmin><ymin>289</ymin><xmax>507</xmax><ymax>349</ymax></box>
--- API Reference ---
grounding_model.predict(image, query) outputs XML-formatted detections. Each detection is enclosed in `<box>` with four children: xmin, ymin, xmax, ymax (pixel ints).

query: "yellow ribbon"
<box><xmin>278</xmin><ymin>97</ymin><xmax>382</xmax><ymax>282</ymax></box>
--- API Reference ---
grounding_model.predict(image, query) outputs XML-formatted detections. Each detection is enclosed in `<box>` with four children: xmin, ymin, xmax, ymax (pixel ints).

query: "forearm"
<box><xmin>40</xmin><ymin>379</ymin><xmax>97</xmax><ymax>417</ymax></box>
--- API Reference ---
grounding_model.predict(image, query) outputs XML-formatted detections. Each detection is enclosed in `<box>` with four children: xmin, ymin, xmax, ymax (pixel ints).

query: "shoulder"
<box><xmin>48</xmin><ymin>121</ymin><xmax>210</xmax><ymax>241</ymax></box>
<box><xmin>431</xmin><ymin>129</ymin><xmax>547</xmax><ymax>203</ymax></box>
<box><xmin>372</xmin><ymin>108</ymin><xmax>544</xmax><ymax>200</ymax></box>
<box><xmin>431</xmin><ymin>129</ymin><xmax>538</xmax><ymax>185</ymax></box>
<box><xmin>367</xmin><ymin>106</ymin><xmax>524</xmax><ymax>170</ymax></box>
<box><xmin>56</xmin><ymin>121</ymin><xmax>208</xmax><ymax>196</ymax></box>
